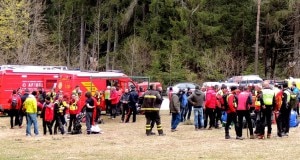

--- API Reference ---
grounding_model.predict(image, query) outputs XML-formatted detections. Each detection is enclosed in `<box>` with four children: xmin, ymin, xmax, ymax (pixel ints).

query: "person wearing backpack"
<box><xmin>225</xmin><ymin>86</ymin><xmax>238</xmax><ymax>139</ymax></box>
<box><xmin>19</xmin><ymin>89</ymin><xmax>30</xmax><ymax>127</ymax></box>
<box><xmin>216</xmin><ymin>85</ymin><xmax>227</xmax><ymax>128</ymax></box>
<box><xmin>7</xmin><ymin>90</ymin><xmax>22</xmax><ymax>129</ymax></box>
<box><xmin>258</xmin><ymin>82</ymin><xmax>276</xmax><ymax>139</ymax></box>
<box><xmin>236</xmin><ymin>86</ymin><xmax>254</xmax><ymax>139</ymax></box>
<box><xmin>277</xmin><ymin>83</ymin><xmax>292</xmax><ymax>137</ymax></box>
<box><xmin>290</xmin><ymin>83</ymin><xmax>299</xmax><ymax>112</ymax></box>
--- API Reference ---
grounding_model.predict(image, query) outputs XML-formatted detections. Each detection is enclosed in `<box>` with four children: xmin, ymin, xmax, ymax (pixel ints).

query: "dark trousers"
<box><xmin>105</xmin><ymin>99</ymin><xmax>111</xmax><ymax>114</ymax></box>
<box><xmin>43</xmin><ymin>119</ymin><xmax>53</xmax><ymax>135</ymax></box>
<box><xmin>116</xmin><ymin>102</ymin><xmax>122</xmax><ymax>115</ymax></box>
<box><xmin>185</xmin><ymin>104</ymin><xmax>193</xmax><ymax>120</ymax></box>
<box><xmin>225</xmin><ymin>112</ymin><xmax>238</xmax><ymax>136</ymax></box>
<box><xmin>180</xmin><ymin>107</ymin><xmax>187</xmax><ymax>122</ymax></box>
<box><xmin>110</xmin><ymin>104</ymin><xmax>117</xmax><ymax>118</ymax></box>
<box><xmin>277</xmin><ymin>107</ymin><xmax>291</xmax><ymax>134</ymax></box>
<box><xmin>145</xmin><ymin>111</ymin><xmax>163</xmax><ymax>135</ymax></box>
<box><xmin>53</xmin><ymin>115</ymin><xmax>65</xmax><ymax>134</ymax></box>
<box><xmin>259</xmin><ymin>106</ymin><xmax>273</xmax><ymax>135</ymax></box>
<box><xmin>215</xmin><ymin>107</ymin><xmax>222</xmax><ymax>127</ymax></box>
<box><xmin>19</xmin><ymin>110</ymin><xmax>26</xmax><ymax>126</ymax></box>
<box><xmin>121</xmin><ymin>104</ymin><xmax>128</xmax><ymax>122</ymax></box>
<box><xmin>68</xmin><ymin>114</ymin><xmax>77</xmax><ymax>132</ymax></box>
<box><xmin>8</xmin><ymin>109</ymin><xmax>19</xmax><ymax>128</ymax></box>
<box><xmin>237</xmin><ymin>110</ymin><xmax>253</xmax><ymax>137</ymax></box>
<box><xmin>126</xmin><ymin>105</ymin><xmax>137</xmax><ymax>122</ymax></box>
<box><xmin>205</xmin><ymin>108</ymin><xmax>215</xmax><ymax>128</ymax></box>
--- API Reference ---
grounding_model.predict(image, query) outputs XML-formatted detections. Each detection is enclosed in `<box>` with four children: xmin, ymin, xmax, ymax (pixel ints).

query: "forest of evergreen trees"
<box><xmin>0</xmin><ymin>0</ymin><xmax>299</xmax><ymax>86</ymax></box>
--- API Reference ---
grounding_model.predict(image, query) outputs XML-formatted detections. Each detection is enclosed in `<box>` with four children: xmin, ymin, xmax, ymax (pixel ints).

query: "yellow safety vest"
<box><xmin>262</xmin><ymin>89</ymin><xmax>275</xmax><ymax>105</ymax></box>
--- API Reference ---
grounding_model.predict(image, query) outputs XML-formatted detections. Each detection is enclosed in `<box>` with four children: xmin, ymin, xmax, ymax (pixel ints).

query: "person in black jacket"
<box><xmin>120</xmin><ymin>89</ymin><xmax>130</xmax><ymax>123</ymax></box>
<box><xmin>19</xmin><ymin>88</ymin><xmax>30</xmax><ymax>127</ymax></box>
<box><xmin>85</xmin><ymin>91</ymin><xmax>95</xmax><ymax>134</ymax></box>
<box><xmin>126</xmin><ymin>86</ymin><xmax>139</xmax><ymax>123</ymax></box>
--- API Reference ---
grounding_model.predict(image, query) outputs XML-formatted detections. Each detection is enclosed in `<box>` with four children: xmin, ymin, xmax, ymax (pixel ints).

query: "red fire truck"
<box><xmin>0</xmin><ymin>66</ymin><xmax>137</xmax><ymax>114</ymax></box>
<box><xmin>57</xmin><ymin>71</ymin><xmax>136</xmax><ymax>112</ymax></box>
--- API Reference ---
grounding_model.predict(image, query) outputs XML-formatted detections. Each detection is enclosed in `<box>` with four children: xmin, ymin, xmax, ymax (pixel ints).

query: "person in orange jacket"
<box><xmin>225</xmin><ymin>86</ymin><xmax>238</xmax><ymax>139</ymax></box>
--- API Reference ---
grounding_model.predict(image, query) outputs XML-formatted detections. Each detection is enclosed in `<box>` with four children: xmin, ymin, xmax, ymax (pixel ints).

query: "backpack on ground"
<box><xmin>11</xmin><ymin>96</ymin><xmax>18</xmax><ymax>110</ymax></box>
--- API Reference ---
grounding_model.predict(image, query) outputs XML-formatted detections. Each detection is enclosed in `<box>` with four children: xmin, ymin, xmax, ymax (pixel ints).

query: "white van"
<box><xmin>228</xmin><ymin>75</ymin><xmax>263</xmax><ymax>85</ymax></box>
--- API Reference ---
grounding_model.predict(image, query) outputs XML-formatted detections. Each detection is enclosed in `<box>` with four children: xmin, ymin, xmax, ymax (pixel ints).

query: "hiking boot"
<box><xmin>150</xmin><ymin>132</ymin><xmax>156</xmax><ymax>135</ymax></box>
<box><xmin>250</xmin><ymin>135</ymin><xmax>255</xmax><ymax>139</ymax></box>
<box><xmin>158</xmin><ymin>133</ymin><xmax>166</xmax><ymax>136</ymax></box>
<box><xmin>277</xmin><ymin>132</ymin><xmax>282</xmax><ymax>137</ymax></box>
<box><xmin>267</xmin><ymin>134</ymin><xmax>271</xmax><ymax>139</ymax></box>
<box><xmin>225</xmin><ymin>135</ymin><xmax>231</xmax><ymax>139</ymax></box>
<box><xmin>282</xmin><ymin>133</ymin><xmax>289</xmax><ymax>137</ymax></box>
<box><xmin>236</xmin><ymin>136</ymin><xmax>244</xmax><ymax>140</ymax></box>
<box><xmin>171</xmin><ymin>129</ymin><xmax>177</xmax><ymax>132</ymax></box>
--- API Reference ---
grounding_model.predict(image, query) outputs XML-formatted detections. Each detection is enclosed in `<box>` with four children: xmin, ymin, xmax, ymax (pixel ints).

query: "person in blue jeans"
<box><xmin>179</xmin><ymin>90</ymin><xmax>188</xmax><ymax>122</ymax></box>
<box><xmin>169</xmin><ymin>91</ymin><xmax>181</xmax><ymax>132</ymax></box>
<box><xmin>23</xmin><ymin>94</ymin><xmax>39</xmax><ymax>136</ymax></box>
<box><xmin>188</xmin><ymin>86</ymin><xmax>205</xmax><ymax>130</ymax></box>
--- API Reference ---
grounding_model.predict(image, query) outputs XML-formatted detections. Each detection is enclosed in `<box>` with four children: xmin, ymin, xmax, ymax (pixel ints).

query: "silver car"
<box><xmin>167</xmin><ymin>82</ymin><xmax>199</xmax><ymax>95</ymax></box>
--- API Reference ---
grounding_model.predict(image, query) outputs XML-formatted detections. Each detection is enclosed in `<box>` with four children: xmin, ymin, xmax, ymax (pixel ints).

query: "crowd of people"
<box><xmin>168</xmin><ymin>81</ymin><xmax>300</xmax><ymax>139</ymax></box>
<box><xmin>6</xmin><ymin>84</ymin><xmax>143</xmax><ymax>136</ymax></box>
<box><xmin>6</xmin><ymin>81</ymin><xmax>300</xmax><ymax>139</ymax></box>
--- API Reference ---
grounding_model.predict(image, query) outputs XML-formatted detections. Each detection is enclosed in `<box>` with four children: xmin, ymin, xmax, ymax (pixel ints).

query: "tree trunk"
<box><xmin>112</xmin><ymin>23</ymin><xmax>119</xmax><ymax>70</ymax></box>
<box><xmin>79</xmin><ymin>4</ymin><xmax>85</xmax><ymax>71</ymax></box>
<box><xmin>264</xmin><ymin>20</ymin><xmax>269</xmax><ymax>78</ymax></box>
<box><xmin>97</xmin><ymin>0</ymin><xmax>101</xmax><ymax>69</ymax></box>
<box><xmin>106</xmin><ymin>13</ymin><xmax>112</xmax><ymax>71</ymax></box>
<box><xmin>294</xmin><ymin>2</ymin><xmax>300</xmax><ymax>76</ymax></box>
<box><xmin>255</xmin><ymin>0</ymin><xmax>261</xmax><ymax>74</ymax></box>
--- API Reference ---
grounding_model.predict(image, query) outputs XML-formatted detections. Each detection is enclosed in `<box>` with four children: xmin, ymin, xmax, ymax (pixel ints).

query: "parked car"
<box><xmin>167</xmin><ymin>82</ymin><xmax>200</xmax><ymax>95</ymax></box>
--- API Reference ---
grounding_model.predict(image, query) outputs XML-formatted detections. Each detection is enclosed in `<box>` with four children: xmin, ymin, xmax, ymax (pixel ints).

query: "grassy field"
<box><xmin>0</xmin><ymin>111</ymin><xmax>299</xmax><ymax>160</ymax></box>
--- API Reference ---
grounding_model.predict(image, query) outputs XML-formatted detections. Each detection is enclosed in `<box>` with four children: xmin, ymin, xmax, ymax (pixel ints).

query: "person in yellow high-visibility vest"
<box><xmin>104</xmin><ymin>86</ymin><xmax>111</xmax><ymax>115</ymax></box>
<box><xmin>258</xmin><ymin>82</ymin><xmax>276</xmax><ymax>139</ymax></box>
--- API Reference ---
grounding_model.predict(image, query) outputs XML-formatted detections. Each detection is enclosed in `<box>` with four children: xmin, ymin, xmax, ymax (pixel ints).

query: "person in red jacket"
<box><xmin>236</xmin><ymin>86</ymin><xmax>254</xmax><ymax>139</ymax></box>
<box><xmin>205</xmin><ymin>86</ymin><xmax>217</xmax><ymax>129</ymax></box>
<box><xmin>109</xmin><ymin>87</ymin><xmax>119</xmax><ymax>119</ymax></box>
<box><xmin>41</xmin><ymin>96</ymin><xmax>54</xmax><ymax>135</ymax></box>
<box><xmin>225</xmin><ymin>86</ymin><xmax>238</xmax><ymax>139</ymax></box>
<box><xmin>8</xmin><ymin>90</ymin><xmax>22</xmax><ymax>129</ymax></box>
